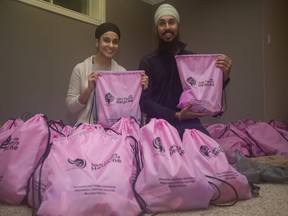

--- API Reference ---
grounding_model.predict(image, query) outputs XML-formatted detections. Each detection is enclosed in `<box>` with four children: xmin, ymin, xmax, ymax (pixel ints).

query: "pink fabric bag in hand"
<box><xmin>0</xmin><ymin>114</ymin><xmax>50</xmax><ymax>205</ymax></box>
<box><xmin>135</xmin><ymin>118</ymin><xmax>213</xmax><ymax>214</ymax></box>
<box><xmin>182</xmin><ymin>129</ymin><xmax>252</xmax><ymax>204</ymax></box>
<box><xmin>96</xmin><ymin>71</ymin><xmax>143</xmax><ymax>128</ymax></box>
<box><xmin>37</xmin><ymin>129</ymin><xmax>142</xmax><ymax>216</ymax></box>
<box><xmin>175</xmin><ymin>54</ymin><xmax>223</xmax><ymax>116</ymax></box>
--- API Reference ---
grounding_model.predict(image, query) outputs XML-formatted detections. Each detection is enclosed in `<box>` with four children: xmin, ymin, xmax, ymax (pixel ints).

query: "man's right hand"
<box><xmin>179</xmin><ymin>103</ymin><xmax>210</xmax><ymax>120</ymax></box>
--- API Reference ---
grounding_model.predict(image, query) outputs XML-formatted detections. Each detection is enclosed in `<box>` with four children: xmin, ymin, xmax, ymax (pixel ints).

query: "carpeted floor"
<box><xmin>0</xmin><ymin>183</ymin><xmax>287</xmax><ymax>216</ymax></box>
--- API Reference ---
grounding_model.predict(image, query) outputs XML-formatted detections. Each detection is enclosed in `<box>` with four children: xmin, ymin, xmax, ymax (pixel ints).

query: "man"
<box><xmin>138</xmin><ymin>3</ymin><xmax>232</xmax><ymax>137</ymax></box>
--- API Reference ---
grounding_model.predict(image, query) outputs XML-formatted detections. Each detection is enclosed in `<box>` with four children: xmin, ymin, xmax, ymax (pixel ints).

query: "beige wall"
<box><xmin>0</xmin><ymin>0</ymin><xmax>287</xmax><ymax>126</ymax></box>
<box><xmin>262</xmin><ymin>0</ymin><xmax>288</xmax><ymax>122</ymax></box>
<box><xmin>0</xmin><ymin>0</ymin><xmax>97</xmax><ymax>124</ymax></box>
<box><xmin>106</xmin><ymin>0</ymin><xmax>153</xmax><ymax>70</ymax></box>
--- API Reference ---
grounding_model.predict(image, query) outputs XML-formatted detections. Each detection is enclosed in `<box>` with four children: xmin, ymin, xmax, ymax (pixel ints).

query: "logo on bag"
<box><xmin>116</xmin><ymin>95</ymin><xmax>133</xmax><ymax>104</ymax></box>
<box><xmin>211</xmin><ymin>146</ymin><xmax>224</xmax><ymax>157</ymax></box>
<box><xmin>0</xmin><ymin>135</ymin><xmax>20</xmax><ymax>151</ymax></box>
<box><xmin>104</xmin><ymin>92</ymin><xmax>134</xmax><ymax>105</ymax></box>
<box><xmin>199</xmin><ymin>145</ymin><xmax>224</xmax><ymax>158</ymax></box>
<box><xmin>91</xmin><ymin>154</ymin><xmax>121</xmax><ymax>171</ymax></box>
<box><xmin>198</xmin><ymin>78</ymin><xmax>215</xmax><ymax>87</ymax></box>
<box><xmin>153</xmin><ymin>137</ymin><xmax>165</xmax><ymax>153</ymax></box>
<box><xmin>169</xmin><ymin>144</ymin><xmax>185</xmax><ymax>156</ymax></box>
<box><xmin>68</xmin><ymin>158</ymin><xmax>87</xmax><ymax>168</ymax></box>
<box><xmin>105</xmin><ymin>92</ymin><xmax>115</xmax><ymax>104</ymax></box>
<box><xmin>186</xmin><ymin>77</ymin><xmax>196</xmax><ymax>86</ymax></box>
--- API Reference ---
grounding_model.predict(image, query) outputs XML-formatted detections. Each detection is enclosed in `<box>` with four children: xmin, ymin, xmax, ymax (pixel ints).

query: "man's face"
<box><xmin>155</xmin><ymin>15</ymin><xmax>180</xmax><ymax>42</ymax></box>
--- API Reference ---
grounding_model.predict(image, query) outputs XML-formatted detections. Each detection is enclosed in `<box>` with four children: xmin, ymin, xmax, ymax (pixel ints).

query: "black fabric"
<box><xmin>95</xmin><ymin>22</ymin><xmax>121</xmax><ymax>39</ymax></box>
<box><xmin>233</xmin><ymin>150</ymin><xmax>288</xmax><ymax>183</ymax></box>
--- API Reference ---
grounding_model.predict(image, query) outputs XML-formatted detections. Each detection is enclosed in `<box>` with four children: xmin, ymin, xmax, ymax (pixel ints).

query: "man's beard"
<box><xmin>158</xmin><ymin>35</ymin><xmax>180</xmax><ymax>56</ymax></box>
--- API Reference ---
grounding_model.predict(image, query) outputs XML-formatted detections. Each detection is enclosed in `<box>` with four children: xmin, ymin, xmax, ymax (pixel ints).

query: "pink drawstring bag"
<box><xmin>61</xmin><ymin>124</ymin><xmax>75</xmax><ymax>137</ymax></box>
<box><xmin>182</xmin><ymin>129</ymin><xmax>252</xmax><ymax>204</ymax></box>
<box><xmin>27</xmin><ymin>123</ymin><xmax>103</xmax><ymax>210</ymax></box>
<box><xmin>205</xmin><ymin>123</ymin><xmax>252</xmax><ymax>164</ymax></box>
<box><xmin>72</xmin><ymin>122</ymin><xmax>104</xmax><ymax>136</ymax></box>
<box><xmin>221</xmin><ymin>123</ymin><xmax>266</xmax><ymax>158</ymax></box>
<box><xmin>175</xmin><ymin>54</ymin><xmax>223</xmax><ymax>115</ymax></box>
<box><xmin>0</xmin><ymin>118</ymin><xmax>24</xmax><ymax>133</ymax></box>
<box><xmin>96</xmin><ymin>71</ymin><xmax>143</xmax><ymax>128</ymax></box>
<box><xmin>215</xmin><ymin>136</ymin><xmax>251</xmax><ymax>164</ymax></box>
<box><xmin>111</xmin><ymin>117</ymin><xmax>141</xmax><ymax>139</ymax></box>
<box><xmin>135</xmin><ymin>118</ymin><xmax>213</xmax><ymax>214</ymax></box>
<box><xmin>269</xmin><ymin>120</ymin><xmax>288</xmax><ymax>141</ymax></box>
<box><xmin>0</xmin><ymin>114</ymin><xmax>50</xmax><ymax>205</ymax></box>
<box><xmin>36</xmin><ymin>129</ymin><xmax>142</xmax><ymax>216</ymax></box>
<box><xmin>48</xmin><ymin>119</ymin><xmax>67</xmax><ymax>139</ymax></box>
<box><xmin>245</xmin><ymin>122</ymin><xmax>288</xmax><ymax>158</ymax></box>
<box><xmin>111</xmin><ymin>117</ymin><xmax>143</xmax><ymax>178</ymax></box>
<box><xmin>234</xmin><ymin>119</ymin><xmax>256</xmax><ymax>131</ymax></box>
<box><xmin>27</xmin><ymin>144</ymin><xmax>52</xmax><ymax>210</ymax></box>
<box><xmin>27</xmin><ymin>120</ymin><xmax>77</xmax><ymax>209</ymax></box>
<box><xmin>205</xmin><ymin>123</ymin><xmax>227</xmax><ymax>139</ymax></box>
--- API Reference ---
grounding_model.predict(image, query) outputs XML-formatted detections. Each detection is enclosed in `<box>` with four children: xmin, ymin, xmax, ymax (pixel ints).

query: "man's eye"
<box><xmin>169</xmin><ymin>20</ymin><xmax>176</xmax><ymax>25</ymax></box>
<box><xmin>158</xmin><ymin>19</ymin><xmax>176</xmax><ymax>27</ymax></box>
<box><xmin>158</xmin><ymin>21</ymin><xmax>165</xmax><ymax>27</ymax></box>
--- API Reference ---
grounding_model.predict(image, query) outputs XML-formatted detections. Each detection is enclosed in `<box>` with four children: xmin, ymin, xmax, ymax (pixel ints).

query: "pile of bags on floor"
<box><xmin>204</xmin><ymin>119</ymin><xmax>288</xmax><ymax>183</ymax></box>
<box><xmin>0</xmin><ymin>114</ymin><xmax>260</xmax><ymax>216</ymax></box>
<box><xmin>204</xmin><ymin>119</ymin><xmax>288</xmax><ymax>164</ymax></box>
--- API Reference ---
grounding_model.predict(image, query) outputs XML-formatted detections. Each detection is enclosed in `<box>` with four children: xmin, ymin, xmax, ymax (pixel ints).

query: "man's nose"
<box><xmin>164</xmin><ymin>22</ymin><xmax>170</xmax><ymax>29</ymax></box>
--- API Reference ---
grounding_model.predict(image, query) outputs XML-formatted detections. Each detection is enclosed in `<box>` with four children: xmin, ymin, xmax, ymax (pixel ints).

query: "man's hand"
<box><xmin>216</xmin><ymin>55</ymin><xmax>232</xmax><ymax>81</ymax></box>
<box><xmin>176</xmin><ymin>103</ymin><xmax>210</xmax><ymax>120</ymax></box>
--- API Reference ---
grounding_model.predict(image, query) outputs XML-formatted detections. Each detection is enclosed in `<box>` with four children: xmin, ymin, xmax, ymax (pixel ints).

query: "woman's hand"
<box><xmin>79</xmin><ymin>72</ymin><xmax>101</xmax><ymax>105</ymax></box>
<box><xmin>216</xmin><ymin>55</ymin><xmax>232</xmax><ymax>81</ymax></box>
<box><xmin>140</xmin><ymin>73</ymin><xmax>149</xmax><ymax>90</ymax></box>
<box><xmin>88</xmin><ymin>72</ymin><xmax>101</xmax><ymax>90</ymax></box>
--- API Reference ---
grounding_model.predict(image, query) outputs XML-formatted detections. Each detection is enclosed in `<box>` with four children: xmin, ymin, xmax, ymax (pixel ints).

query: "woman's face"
<box><xmin>96</xmin><ymin>31</ymin><xmax>119</xmax><ymax>59</ymax></box>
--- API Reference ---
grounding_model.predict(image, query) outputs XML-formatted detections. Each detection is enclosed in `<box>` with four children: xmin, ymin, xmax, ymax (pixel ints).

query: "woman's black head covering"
<box><xmin>95</xmin><ymin>22</ymin><xmax>121</xmax><ymax>40</ymax></box>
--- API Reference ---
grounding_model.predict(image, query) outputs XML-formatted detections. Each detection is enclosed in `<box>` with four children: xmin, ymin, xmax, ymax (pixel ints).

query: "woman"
<box><xmin>66</xmin><ymin>22</ymin><xmax>148</xmax><ymax>126</ymax></box>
